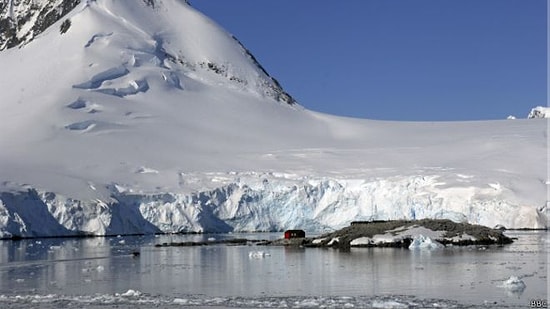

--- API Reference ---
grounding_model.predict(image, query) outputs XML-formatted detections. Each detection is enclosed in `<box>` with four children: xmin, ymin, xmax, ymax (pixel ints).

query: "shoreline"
<box><xmin>1</xmin><ymin>221</ymin><xmax>546</xmax><ymax>242</ymax></box>
<box><xmin>153</xmin><ymin>219</ymin><xmax>523</xmax><ymax>249</ymax></box>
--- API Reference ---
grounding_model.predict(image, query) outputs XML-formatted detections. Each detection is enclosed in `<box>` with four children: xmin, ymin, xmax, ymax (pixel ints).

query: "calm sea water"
<box><xmin>0</xmin><ymin>231</ymin><xmax>547</xmax><ymax>308</ymax></box>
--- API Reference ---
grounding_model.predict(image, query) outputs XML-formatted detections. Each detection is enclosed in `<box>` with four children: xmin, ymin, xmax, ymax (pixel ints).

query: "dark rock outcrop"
<box><xmin>0</xmin><ymin>0</ymin><xmax>81</xmax><ymax>50</ymax></box>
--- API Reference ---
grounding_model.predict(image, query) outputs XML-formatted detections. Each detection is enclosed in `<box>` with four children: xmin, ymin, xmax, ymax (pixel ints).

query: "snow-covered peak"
<box><xmin>527</xmin><ymin>106</ymin><xmax>550</xmax><ymax>119</ymax></box>
<box><xmin>0</xmin><ymin>0</ymin><xmax>295</xmax><ymax>104</ymax></box>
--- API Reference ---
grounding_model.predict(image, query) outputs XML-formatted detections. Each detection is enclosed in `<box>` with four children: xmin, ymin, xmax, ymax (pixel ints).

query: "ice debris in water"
<box><xmin>0</xmin><ymin>293</ymin><xmax>485</xmax><ymax>308</ymax></box>
<box><xmin>117</xmin><ymin>289</ymin><xmax>142</xmax><ymax>297</ymax></box>
<box><xmin>249</xmin><ymin>251</ymin><xmax>270</xmax><ymax>259</ymax></box>
<box><xmin>499</xmin><ymin>276</ymin><xmax>526</xmax><ymax>292</ymax></box>
<box><xmin>372</xmin><ymin>300</ymin><xmax>408</xmax><ymax>308</ymax></box>
<box><xmin>408</xmin><ymin>235</ymin><xmax>444</xmax><ymax>250</ymax></box>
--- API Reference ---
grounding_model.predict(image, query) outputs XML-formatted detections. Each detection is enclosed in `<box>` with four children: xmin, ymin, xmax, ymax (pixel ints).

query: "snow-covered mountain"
<box><xmin>0</xmin><ymin>0</ymin><xmax>547</xmax><ymax>238</ymax></box>
<box><xmin>528</xmin><ymin>106</ymin><xmax>550</xmax><ymax>119</ymax></box>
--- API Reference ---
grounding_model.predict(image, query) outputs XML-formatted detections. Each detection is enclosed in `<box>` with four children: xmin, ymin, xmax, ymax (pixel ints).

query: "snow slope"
<box><xmin>0</xmin><ymin>0</ymin><xmax>547</xmax><ymax>238</ymax></box>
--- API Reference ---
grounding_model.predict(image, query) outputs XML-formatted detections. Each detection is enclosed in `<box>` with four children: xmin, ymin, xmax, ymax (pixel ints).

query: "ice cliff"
<box><xmin>1</xmin><ymin>172</ymin><xmax>546</xmax><ymax>238</ymax></box>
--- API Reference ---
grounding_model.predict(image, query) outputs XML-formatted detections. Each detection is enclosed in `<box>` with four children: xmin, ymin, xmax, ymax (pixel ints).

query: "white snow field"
<box><xmin>0</xmin><ymin>0</ymin><xmax>548</xmax><ymax>238</ymax></box>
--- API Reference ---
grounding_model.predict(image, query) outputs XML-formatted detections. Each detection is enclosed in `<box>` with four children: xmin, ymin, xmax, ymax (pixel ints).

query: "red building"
<box><xmin>284</xmin><ymin>229</ymin><xmax>305</xmax><ymax>239</ymax></box>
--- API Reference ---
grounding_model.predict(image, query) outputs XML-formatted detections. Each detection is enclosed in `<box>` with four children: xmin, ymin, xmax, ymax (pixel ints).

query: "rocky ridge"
<box><xmin>0</xmin><ymin>0</ymin><xmax>80</xmax><ymax>50</ymax></box>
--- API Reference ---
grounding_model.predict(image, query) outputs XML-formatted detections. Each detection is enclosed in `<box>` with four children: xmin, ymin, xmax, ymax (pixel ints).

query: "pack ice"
<box><xmin>0</xmin><ymin>0</ymin><xmax>547</xmax><ymax>238</ymax></box>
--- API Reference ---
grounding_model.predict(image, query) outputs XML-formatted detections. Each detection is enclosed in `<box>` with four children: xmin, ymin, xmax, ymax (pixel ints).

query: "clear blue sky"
<box><xmin>190</xmin><ymin>0</ymin><xmax>547</xmax><ymax>121</ymax></box>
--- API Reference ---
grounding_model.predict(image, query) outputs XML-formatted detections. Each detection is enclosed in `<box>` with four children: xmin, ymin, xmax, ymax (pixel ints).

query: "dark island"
<box><xmin>274</xmin><ymin>219</ymin><xmax>513</xmax><ymax>249</ymax></box>
<box><xmin>155</xmin><ymin>219</ymin><xmax>513</xmax><ymax>249</ymax></box>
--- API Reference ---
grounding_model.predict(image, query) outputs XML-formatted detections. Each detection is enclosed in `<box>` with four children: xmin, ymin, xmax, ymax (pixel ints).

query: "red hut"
<box><xmin>284</xmin><ymin>229</ymin><xmax>305</xmax><ymax>239</ymax></box>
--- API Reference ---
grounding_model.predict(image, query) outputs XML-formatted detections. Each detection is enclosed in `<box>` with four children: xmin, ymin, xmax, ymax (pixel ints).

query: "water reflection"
<box><xmin>0</xmin><ymin>231</ymin><xmax>546</xmax><ymax>308</ymax></box>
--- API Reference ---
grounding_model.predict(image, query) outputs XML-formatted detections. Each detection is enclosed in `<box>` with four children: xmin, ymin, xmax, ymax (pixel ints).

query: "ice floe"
<box><xmin>0</xmin><ymin>292</ymin><xmax>501</xmax><ymax>308</ymax></box>
<box><xmin>248</xmin><ymin>251</ymin><xmax>270</xmax><ymax>259</ymax></box>
<box><xmin>498</xmin><ymin>276</ymin><xmax>526</xmax><ymax>292</ymax></box>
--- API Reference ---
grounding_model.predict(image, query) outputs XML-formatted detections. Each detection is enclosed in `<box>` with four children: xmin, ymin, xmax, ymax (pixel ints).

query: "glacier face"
<box><xmin>1</xmin><ymin>172</ymin><xmax>546</xmax><ymax>238</ymax></box>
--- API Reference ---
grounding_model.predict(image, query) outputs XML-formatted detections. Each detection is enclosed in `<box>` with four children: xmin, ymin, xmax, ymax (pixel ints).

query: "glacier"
<box><xmin>0</xmin><ymin>171</ymin><xmax>546</xmax><ymax>238</ymax></box>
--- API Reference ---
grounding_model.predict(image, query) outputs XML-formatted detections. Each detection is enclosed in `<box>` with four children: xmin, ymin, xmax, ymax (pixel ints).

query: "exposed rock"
<box><xmin>232</xmin><ymin>35</ymin><xmax>296</xmax><ymax>105</ymax></box>
<box><xmin>306</xmin><ymin>219</ymin><xmax>513</xmax><ymax>249</ymax></box>
<box><xmin>152</xmin><ymin>219</ymin><xmax>513</xmax><ymax>250</ymax></box>
<box><xmin>0</xmin><ymin>0</ymin><xmax>81</xmax><ymax>50</ymax></box>
<box><xmin>155</xmin><ymin>238</ymin><xmax>250</xmax><ymax>247</ymax></box>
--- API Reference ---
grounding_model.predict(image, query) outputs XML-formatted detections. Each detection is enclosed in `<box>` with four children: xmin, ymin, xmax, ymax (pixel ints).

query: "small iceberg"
<box><xmin>498</xmin><ymin>276</ymin><xmax>526</xmax><ymax>292</ymax></box>
<box><xmin>248</xmin><ymin>251</ymin><xmax>270</xmax><ymax>259</ymax></box>
<box><xmin>136</xmin><ymin>166</ymin><xmax>159</xmax><ymax>174</ymax></box>
<box><xmin>408</xmin><ymin>235</ymin><xmax>444</xmax><ymax>250</ymax></box>
<box><xmin>117</xmin><ymin>289</ymin><xmax>142</xmax><ymax>297</ymax></box>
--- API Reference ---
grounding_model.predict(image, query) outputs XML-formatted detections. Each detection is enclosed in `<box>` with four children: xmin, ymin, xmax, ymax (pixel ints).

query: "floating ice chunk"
<box><xmin>488</xmin><ymin>183</ymin><xmax>501</xmax><ymax>191</ymax></box>
<box><xmin>499</xmin><ymin>276</ymin><xmax>526</xmax><ymax>292</ymax></box>
<box><xmin>174</xmin><ymin>298</ymin><xmax>189</xmax><ymax>305</ymax></box>
<box><xmin>118</xmin><ymin>289</ymin><xmax>141</xmax><ymax>297</ymax></box>
<box><xmin>249</xmin><ymin>251</ymin><xmax>270</xmax><ymax>259</ymax></box>
<box><xmin>136</xmin><ymin>167</ymin><xmax>159</xmax><ymax>174</ymax></box>
<box><xmin>408</xmin><ymin>235</ymin><xmax>444</xmax><ymax>250</ymax></box>
<box><xmin>372</xmin><ymin>300</ymin><xmax>408</xmax><ymax>308</ymax></box>
<box><xmin>298</xmin><ymin>299</ymin><xmax>320</xmax><ymax>307</ymax></box>
<box><xmin>96</xmin><ymin>265</ymin><xmax>104</xmax><ymax>272</ymax></box>
<box><xmin>88</xmin><ymin>182</ymin><xmax>96</xmax><ymax>191</ymax></box>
